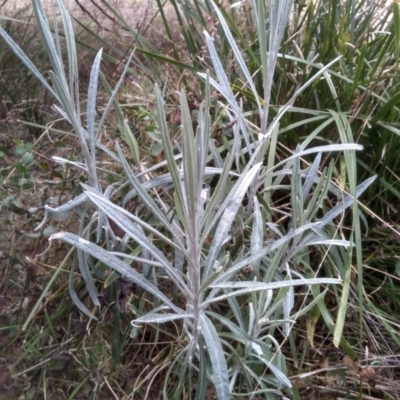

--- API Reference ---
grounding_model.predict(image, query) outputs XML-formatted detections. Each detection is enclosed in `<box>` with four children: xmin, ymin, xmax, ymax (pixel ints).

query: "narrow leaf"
<box><xmin>133</xmin><ymin>313</ymin><xmax>193</xmax><ymax>324</ymax></box>
<box><xmin>49</xmin><ymin>232</ymin><xmax>183</xmax><ymax>314</ymax></box>
<box><xmin>200</xmin><ymin>312</ymin><xmax>230</xmax><ymax>400</ymax></box>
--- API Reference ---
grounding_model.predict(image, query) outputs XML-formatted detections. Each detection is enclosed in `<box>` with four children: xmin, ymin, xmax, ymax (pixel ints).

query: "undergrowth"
<box><xmin>1</xmin><ymin>1</ymin><xmax>400</xmax><ymax>399</ymax></box>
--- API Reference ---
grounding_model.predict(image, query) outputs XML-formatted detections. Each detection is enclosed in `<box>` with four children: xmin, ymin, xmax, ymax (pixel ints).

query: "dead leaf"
<box><xmin>361</xmin><ymin>366</ymin><xmax>376</xmax><ymax>382</ymax></box>
<box><xmin>26</xmin><ymin>264</ymin><xmax>38</xmax><ymax>282</ymax></box>
<box><xmin>343</xmin><ymin>355</ymin><xmax>360</xmax><ymax>374</ymax></box>
<box><xmin>320</xmin><ymin>357</ymin><xmax>329</xmax><ymax>369</ymax></box>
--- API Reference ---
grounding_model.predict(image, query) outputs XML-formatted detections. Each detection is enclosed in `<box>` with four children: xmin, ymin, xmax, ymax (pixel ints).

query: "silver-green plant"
<box><xmin>0</xmin><ymin>0</ymin><xmax>376</xmax><ymax>399</ymax></box>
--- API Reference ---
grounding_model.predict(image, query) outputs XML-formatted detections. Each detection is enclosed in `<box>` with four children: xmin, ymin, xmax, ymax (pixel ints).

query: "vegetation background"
<box><xmin>1</xmin><ymin>0</ymin><xmax>400</xmax><ymax>399</ymax></box>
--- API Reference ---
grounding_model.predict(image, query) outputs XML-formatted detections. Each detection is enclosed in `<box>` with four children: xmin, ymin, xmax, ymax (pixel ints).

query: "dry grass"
<box><xmin>2</xmin><ymin>0</ymin><xmax>183</xmax><ymax>52</ymax></box>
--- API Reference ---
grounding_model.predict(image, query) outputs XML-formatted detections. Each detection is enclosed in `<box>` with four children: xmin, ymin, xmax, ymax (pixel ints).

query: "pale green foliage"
<box><xmin>0</xmin><ymin>0</ymin><xmax>376</xmax><ymax>399</ymax></box>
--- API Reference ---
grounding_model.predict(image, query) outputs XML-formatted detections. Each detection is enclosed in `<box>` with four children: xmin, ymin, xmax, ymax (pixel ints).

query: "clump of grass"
<box><xmin>0</xmin><ymin>0</ymin><xmax>387</xmax><ymax>399</ymax></box>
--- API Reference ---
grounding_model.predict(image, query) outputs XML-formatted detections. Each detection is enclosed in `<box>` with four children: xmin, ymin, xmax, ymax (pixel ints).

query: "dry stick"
<box><xmin>73</xmin><ymin>0</ymin><xmax>103</xmax><ymax>29</ymax></box>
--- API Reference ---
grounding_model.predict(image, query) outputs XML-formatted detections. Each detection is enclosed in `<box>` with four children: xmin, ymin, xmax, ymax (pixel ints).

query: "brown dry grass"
<box><xmin>2</xmin><ymin>0</ymin><xmax>182</xmax><ymax>53</ymax></box>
